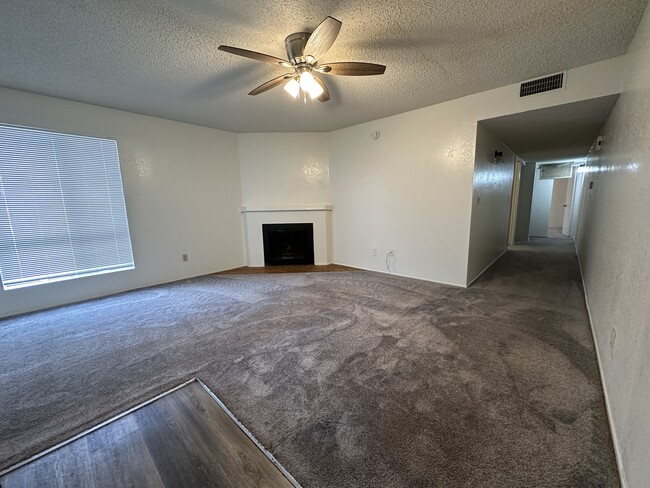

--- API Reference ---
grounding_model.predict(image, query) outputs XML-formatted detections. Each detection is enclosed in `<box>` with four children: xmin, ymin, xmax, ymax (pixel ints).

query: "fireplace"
<box><xmin>262</xmin><ymin>223</ymin><xmax>315</xmax><ymax>266</ymax></box>
<box><xmin>241</xmin><ymin>205</ymin><xmax>331</xmax><ymax>267</ymax></box>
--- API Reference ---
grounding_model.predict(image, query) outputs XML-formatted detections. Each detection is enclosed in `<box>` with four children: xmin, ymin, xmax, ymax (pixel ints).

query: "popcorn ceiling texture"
<box><xmin>0</xmin><ymin>0</ymin><xmax>647</xmax><ymax>132</ymax></box>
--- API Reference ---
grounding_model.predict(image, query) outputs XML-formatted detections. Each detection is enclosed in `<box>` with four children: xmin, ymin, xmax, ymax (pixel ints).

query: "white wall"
<box><xmin>529</xmin><ymin>166</ymin><xmax>554</xmax><ymax>237</ymax></box>
<box><xmin>238</xmin><ymin>133</ymin><xmax>330</xmax><ymax>207</ymax></box>
<box><xmin>514</xmin><ymin>162</ymin><xmax>536</xmax><ymax>242</ymax></box>
<box><xmin>329</xmin><ymin>56</ymin><xmax>624</xmax><ymax>286</ymax></box>
<box><xmin>561</xmin><ymin>174</ymin><xmax>575</xmax><ymax>235</ymax></box>
<box><xmin>549</xmin><ymin>178</ymin><xmax>569</xmax><ymax>227</ymax></box>
<box><xmin>466</xmin><ymin>124</ymin><xmax>516</xmax><ymax>284</ymax></box>
<box><xmin>575</xmin><ymin>5</ymin><xmax>650</xmax><ymax>487</ymax></box>
<box><xmin>569</xmin><ymin>171</ymin><xmax>586</xmax><ymax>238</ymax></box>
<box><xmin>0</xmin><ymin>87</ymin><xmax>244</xmax><ymax>318</ymax></box>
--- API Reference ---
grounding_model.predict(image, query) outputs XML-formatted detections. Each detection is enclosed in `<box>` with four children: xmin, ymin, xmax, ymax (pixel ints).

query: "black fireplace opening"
<box><xmin>262</xmin><ymin>223</ymin><xmax>315</xmax><ymax>266</ymax></box>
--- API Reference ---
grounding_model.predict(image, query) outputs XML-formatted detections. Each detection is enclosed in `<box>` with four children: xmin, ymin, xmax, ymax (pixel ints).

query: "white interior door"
<box><xmin>561</xmin><ymin>174</ymin><xmax>575</xmax><ymax>236</ymax></box>
<box><xmin>549</xmin><ymin>178</ymin><xmax>569</xmax><ymax>228</ymax></box>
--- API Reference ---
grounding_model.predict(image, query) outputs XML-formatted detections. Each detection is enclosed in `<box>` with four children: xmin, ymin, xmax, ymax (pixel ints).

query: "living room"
<box><xmin>1</xmin><ymin>1</ymin><xmax>649</xmax><ymax>486</ymax></box>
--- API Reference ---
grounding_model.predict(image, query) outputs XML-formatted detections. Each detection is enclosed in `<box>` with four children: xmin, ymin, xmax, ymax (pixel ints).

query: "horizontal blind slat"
<box><xmin>0</xmin><ymin>125</ymin><xmax>134</xmax><ymax>289</ymax></box>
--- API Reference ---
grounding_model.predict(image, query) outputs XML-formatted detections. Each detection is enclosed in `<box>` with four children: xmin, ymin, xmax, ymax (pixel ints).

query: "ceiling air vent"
<box><xmin>520</xmin><ymin>72</ymin><xmax>564</xmax><ymax>97</ymax></box>
<box><xmin>540</xmin><ymin>163</ymin><xmax>573</xmax><ymax>180</ymax></box>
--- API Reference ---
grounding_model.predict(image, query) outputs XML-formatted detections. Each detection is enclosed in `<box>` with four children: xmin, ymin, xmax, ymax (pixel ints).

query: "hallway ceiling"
<box><xmin>480</xmin><ymin>95</ymin><xmax>619</xmax><ymax>162</ymax></box>
<box><xmin>0</xmin><ymin>0</ymin><xmax>647</xmax><ymax>132</ymax></box>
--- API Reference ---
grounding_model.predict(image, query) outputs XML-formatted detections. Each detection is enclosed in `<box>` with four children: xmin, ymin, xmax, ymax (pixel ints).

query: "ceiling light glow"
<box><xmin>299</xmin><ymin>72</ymin><xmax>324</xmax><ymax>99</ymax></box>
<box><xmin>283</xmin><ymin>78</ymin><xmax>300</xmax><ymax>98</ymax></box>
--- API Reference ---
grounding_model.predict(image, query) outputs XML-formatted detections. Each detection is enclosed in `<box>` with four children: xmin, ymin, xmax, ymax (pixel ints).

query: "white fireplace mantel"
<box><xmin>241</xmin><ymin>205</ymin><xmax>333</xmax><ymax>267</ymax></box>
<box><xmin>240</xmin><ymin>204</ymin><xmax>333</xmax><ymax>213</ymax></box>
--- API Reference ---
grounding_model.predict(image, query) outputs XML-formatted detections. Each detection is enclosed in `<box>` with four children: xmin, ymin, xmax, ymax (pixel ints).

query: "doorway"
<box><xmin>528</xmin><ymin>162</ymin><xmax>575</xmax><ymax>238</ymax></box>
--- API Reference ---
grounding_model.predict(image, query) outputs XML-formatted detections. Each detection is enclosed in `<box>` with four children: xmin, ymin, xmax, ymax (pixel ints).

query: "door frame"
<box><xmin>507</xmin><ymin>159</ymin><xmax>523</xmax><ymax>246</ymax></box>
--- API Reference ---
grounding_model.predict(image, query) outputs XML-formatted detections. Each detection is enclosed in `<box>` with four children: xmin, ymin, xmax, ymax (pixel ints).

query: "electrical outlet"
<box><xmin>388</xmin><ymin>249</ymin><xmax>395</xmax><ymax>257</ymax></box>
<box><xmin>371</xmin><ymin>247</ymin><xmax>377</xmax><ymax>256</ymax></box>
<box><xmin>182</xmin><ymin>253</ymin><xmax>189</xmax><ymax>262</ymax></box>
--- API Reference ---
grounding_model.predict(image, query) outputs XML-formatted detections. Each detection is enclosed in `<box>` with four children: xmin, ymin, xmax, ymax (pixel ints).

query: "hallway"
<box><xmin>465</xmin><ymin>236</ymin><xmax>620</xmax><ymax>485</ymax></box>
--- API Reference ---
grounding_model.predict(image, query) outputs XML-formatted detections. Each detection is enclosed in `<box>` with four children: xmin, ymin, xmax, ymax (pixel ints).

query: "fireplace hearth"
<box><xmin>262</xmin><ymin>223</ymin><xmax>315</xmax><ymax>266</ymax></box>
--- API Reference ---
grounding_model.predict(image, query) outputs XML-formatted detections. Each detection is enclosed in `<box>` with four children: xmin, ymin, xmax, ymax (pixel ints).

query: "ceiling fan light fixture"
<box><xmin>299</xmin><ymin>71</ymin><xmax>324</xmax><ymax>99</ymax></box>
<box><xmin>284</xmin><ymin>77</ymin><xmax>300</xmax><ymax>98</ymax></box>
<box><xmin>219</xmin><ymin>16</ymin><xmax>386</xmax><ymax>102</ymax></box>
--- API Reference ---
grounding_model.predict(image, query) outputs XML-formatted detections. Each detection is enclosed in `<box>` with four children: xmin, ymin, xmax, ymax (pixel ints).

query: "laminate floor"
<box><xmin>0</xmin><ymin>380</ymin><xmax>296</xmax><ymax>488</ymax></box>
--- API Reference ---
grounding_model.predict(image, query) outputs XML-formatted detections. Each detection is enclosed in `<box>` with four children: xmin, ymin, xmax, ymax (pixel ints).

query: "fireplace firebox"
<box><xmin>262</xmin><ymin>223</ymin><xmax>314</xmax><ymax>266</ymax></box>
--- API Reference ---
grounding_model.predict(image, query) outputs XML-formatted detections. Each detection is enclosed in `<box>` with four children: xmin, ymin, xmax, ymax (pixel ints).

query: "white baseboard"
<box><xmin>2</xmin><ymin>264</ymin><xmax>247</xmax><ymax>320</ymax></box>
<box><xmin>574</xmin><ymin>245</ymin><xmax>627</xmax><ymax>488</ymax></box>
<box><xmin>331</xmin><ymin>262</ymin><xmax>465</xmax><ymax>288</ymax></box>
<box><xmin>465</xmin><ymin>249</ymin><xmax>508</xmax><ymax>287</ymax></box>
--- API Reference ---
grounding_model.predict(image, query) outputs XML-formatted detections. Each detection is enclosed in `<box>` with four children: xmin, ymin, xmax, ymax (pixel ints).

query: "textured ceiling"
<box><xmin>480</xmin><ymin>95</ymin><xmax>619</xmax><ymax>162</ymax></box>
<box><xmin>0</xmin><ymin>0</ymin><xmax>647</xmax><ymax>132</ymax></box>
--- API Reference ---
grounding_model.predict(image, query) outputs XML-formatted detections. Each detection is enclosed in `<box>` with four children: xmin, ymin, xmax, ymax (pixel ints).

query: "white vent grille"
<box><xmin>520</xmin><ymin>73</ymin><xmax>564</xmax><ymax>97</ymax></box>
<box><xmin>540</xmin><ymin>163</ymin><xmax>573</xmax><ymax>180</ymax></box>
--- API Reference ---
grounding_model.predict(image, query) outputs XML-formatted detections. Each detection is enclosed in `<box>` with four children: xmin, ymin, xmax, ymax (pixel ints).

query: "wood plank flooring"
<box><xmin>0</xmin><ymin>380</ymin><xmax>296</xmax><ymax>488</ymax></box>
<box><xmin>216</xmin><ymin>263</ymin><xmax>358</xmax><ymax>275</ymax></box>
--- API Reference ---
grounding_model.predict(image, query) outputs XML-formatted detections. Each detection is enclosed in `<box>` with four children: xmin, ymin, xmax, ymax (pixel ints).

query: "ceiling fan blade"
<box><xmin>313</xmin><ymin>75</ymin><xmax>330</xmax><ymax>102</ymax></box>
<box><xmin>218</xmin><ymin>45</ymin><xmax>291</xmax><ymax>67</ymax></box>
<box><xmin>319</xmin><ymin>62</ymin><xmax>386</xmax><ymax>76</ymax></box>
<box><xmin>304</xmin><ymin>16</ymin><xmax>342</xmax><ymax>61</ymax></box>
<box><xmin>248</xmin><ymin>73</ymin><xmax>294</xmax><ymax>96</ymax></box>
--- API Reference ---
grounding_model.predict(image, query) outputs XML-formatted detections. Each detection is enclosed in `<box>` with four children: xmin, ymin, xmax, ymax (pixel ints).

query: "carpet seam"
<box><xmin>195</xmin><ymin>378</ymin><xmax>302</xmax><ymax>488</ymax></box>
<box><xmin>0</xmin><ymin>377</ymin><xmax>197</xmax><ymax>478</ymax></box>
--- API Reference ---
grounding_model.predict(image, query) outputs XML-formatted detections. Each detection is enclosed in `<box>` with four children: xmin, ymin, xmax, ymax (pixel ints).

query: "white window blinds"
<box><xmin>0</xmin><ymin>125</ymin><xmax>134</xmax><ymax>290</ymax></box>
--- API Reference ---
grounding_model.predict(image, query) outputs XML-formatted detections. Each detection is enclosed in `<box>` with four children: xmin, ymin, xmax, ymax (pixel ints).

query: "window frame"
<box><xmin>0</xmin><ymin>123</ymin><xmax>135</xmax><ymax>290</ymax></box>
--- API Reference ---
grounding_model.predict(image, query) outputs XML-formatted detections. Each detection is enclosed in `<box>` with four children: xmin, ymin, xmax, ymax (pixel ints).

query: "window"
<box><xmin>0</xmin><ymin>124</ymin><xmax>134</xmax><ymax>290</ymax></box>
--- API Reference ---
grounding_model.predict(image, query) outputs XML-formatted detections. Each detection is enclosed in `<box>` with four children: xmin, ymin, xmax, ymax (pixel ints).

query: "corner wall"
<box><xmin>575</xmin><ymin>4</ymin><xmax>650</xmax><ymax>487</ymax></box>
<box><xmin>0</xmin><ymin>87</ymin><xmax>244</xmax><ymax>318</ymax></box>
<box><xmin>237</xmin><ymin>133</ymin><xmax>330</xmax><ymax>207</ymax></box>
<box><xmin>236</xmin><ymin>133</ymin><xmax>331</xmax><ymax>267</ymax></box>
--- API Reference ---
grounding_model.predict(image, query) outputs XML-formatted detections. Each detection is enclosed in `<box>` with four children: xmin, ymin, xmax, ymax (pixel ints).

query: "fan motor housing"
<box><xmin>285</xmin><ymin>32</ymin><xmax>310</xmax><ymax>63</ymax></box>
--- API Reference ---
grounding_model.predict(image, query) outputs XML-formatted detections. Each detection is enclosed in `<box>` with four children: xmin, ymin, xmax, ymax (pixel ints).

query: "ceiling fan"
<box><xmin>218</xmin><ymin>16</ymin><xmax>386</xmax><ymax>102</ymax></box>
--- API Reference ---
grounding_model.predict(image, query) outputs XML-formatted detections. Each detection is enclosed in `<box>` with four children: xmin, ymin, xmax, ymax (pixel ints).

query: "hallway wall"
<box><xmin>514</xmin><ymin>163</ymin><xmax>536</xmax><ymax>241</ymax></box>
<box><xmin>529</xmin><ymin>165</ymin><xmax>554</xmax><ymax>237</ymax></box>
<box><xmin>575</xmin><ymin>3</ymin><xmax>650</xmax><ymax>487</ymax></box>
<box><xmin>466</xmin><ymin>124</ymin><xmax>517</xmax><ymax>284</ymax></box>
